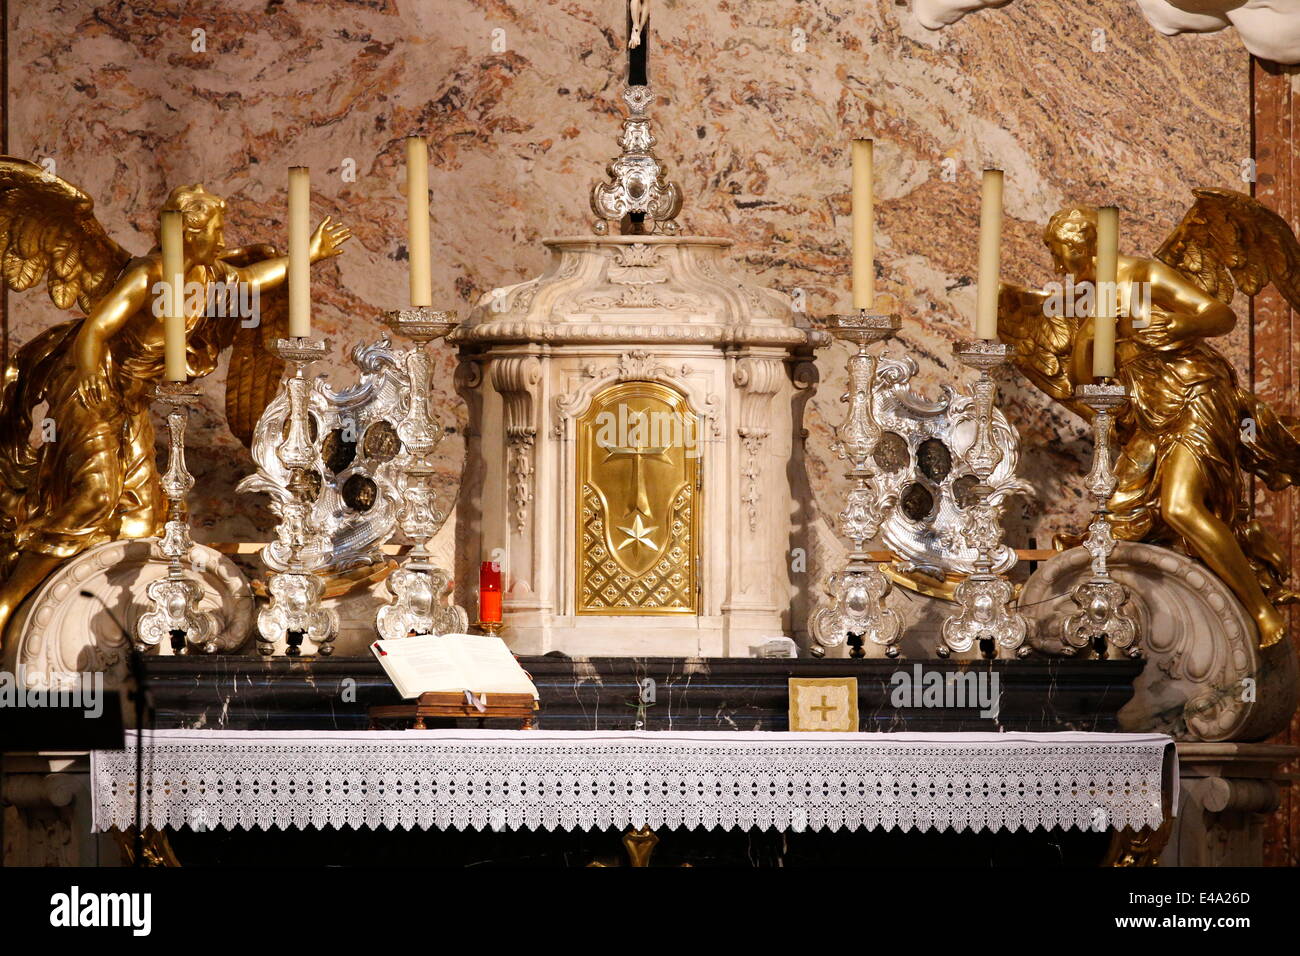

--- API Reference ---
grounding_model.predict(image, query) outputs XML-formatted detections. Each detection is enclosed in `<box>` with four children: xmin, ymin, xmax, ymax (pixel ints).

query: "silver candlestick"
<box><xmin>809</xmin><ymin>312</ymin><xmax>904</xmax><ymax>658</ymax></box>
<box><xmin>939</xmin><ymin>340</ymin><xmax>1028</xmax><ymax>659</ymax></box>
<box><xmin>1061</xmin><ymin>381</ymin><xmax>1140</xmax><ymax>658</ymax></box>
<box><xmin>136</xmin><ymin>381</ymin><xmax>217</xmax><ymax>654</ymax></box>
<box><xmin>376</xmin><ymin>308</ymin><xmax>469</xmax><ymax>640</ymax></box>
<box><xmin>257</xmin><ymin>336</ymin><xmax>338</xmax><ymax>657</ymax></box>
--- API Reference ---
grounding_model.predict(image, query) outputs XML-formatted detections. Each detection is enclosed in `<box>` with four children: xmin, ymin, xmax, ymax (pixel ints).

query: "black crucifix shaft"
<box><xmin>628</xmin><ymin>11</ymin><xmax>648</xmax><ymax>85</ymax></box>
<box><xmin>626</xmin><ymin>8</ymin><xmax>648</xmax><ymax>233</ymax></box>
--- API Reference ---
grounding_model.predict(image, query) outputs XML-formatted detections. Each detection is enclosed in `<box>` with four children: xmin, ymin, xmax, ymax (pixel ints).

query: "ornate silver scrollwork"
<box><xmin>939</xmin><ymin>341</ymin><xmax>1029</xmax><ymax>659</ymax></box>
<box><xmin>238</xmin><ymin>339</ymin><xmax>413</xmax><ymax>576</ymax></box>
<box><xmin>809</xmin><ymin>312</ymin><xmax>904</xmax><ymax>658</ymax></box>
<box><xmin>135</xmin><ymin>381</ymin><xmax>218</xmax><ymax>654</ymax></box>
<box><xmin>590</xmin><ymin>85</ymin><xmax>683</xmax><ymax>234</ymax></box>
<box><xmin>256</xmin><ymin>337</ymin><xmax>339</xmax><ymax>657</ymax></box>
<box><xmin>1061</xmin><ymin>382</ymin><xmax>1140</xmax><ymax>658</ymax></box>
<box><xmin>870</xmin><ymin>353</ymin><xmax>1029</xmax><ymax>579</ymax></box>
<box><xmin>376</xmin><ymin>308</ymin><xmax>470</xmax><ymax>639</ymax></box>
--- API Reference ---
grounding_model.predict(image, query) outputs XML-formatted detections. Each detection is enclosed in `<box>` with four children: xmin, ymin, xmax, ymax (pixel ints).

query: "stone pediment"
<box><xmin>452</xmin><ymin>235</ymin><xmax>828</xmax><ymax>351</ymax></box>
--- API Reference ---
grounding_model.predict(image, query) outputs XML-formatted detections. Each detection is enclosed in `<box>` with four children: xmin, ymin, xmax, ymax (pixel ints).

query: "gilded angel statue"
<box><xmin>998</xmin><ymin>189</ymin><xmax>1300</xmax><ymax>649</ymax></box>
<box><xmin>0</xmin><ymin>158</ymin><xmax>351</xmax><ymax>645</ymax></box>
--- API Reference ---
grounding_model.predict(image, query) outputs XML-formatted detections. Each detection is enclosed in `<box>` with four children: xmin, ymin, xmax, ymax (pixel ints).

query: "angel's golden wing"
<box><xmin>1155</xmin><ymin>187</ymin><xmax>1300</xmax><ymax>311</ymax></box>
<box><xmin>1157</xmin><ymin>189</ymin><xmax>1300</xmax><ymax>493</ymax></box>
<box><xmin>0</xmin><ymin>157</ymin><xmax>134</xmax><ymax>313</ymax></box>
<box><xmin>996</xmin><ymin>282</ymin><xmax>1080</xmax><ymax>404</ymax></box>
<box><xmin>208</xmin><ymin>244</ymin><xmax>289</xmax><ymax>448</ymax></box>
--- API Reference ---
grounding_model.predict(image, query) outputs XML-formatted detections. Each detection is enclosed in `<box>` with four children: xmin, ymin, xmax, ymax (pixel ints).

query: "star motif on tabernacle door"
<box><xmin>616</xmin><ymin>514</ymin><xmax>660</xmax><ymax>553</ymax></box>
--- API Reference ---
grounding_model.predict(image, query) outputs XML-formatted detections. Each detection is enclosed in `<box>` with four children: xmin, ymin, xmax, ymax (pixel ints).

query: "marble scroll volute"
<box><xmin>1020</xmin><ymin>541</ymin><xmax>1299</xmax><ymax>742</ymax></box>
<box><xmin>4</xmin><ymin>539</ymin><xmax>253</xmax><ymax>689</ymax></box>
<box><xmin>453</xmin><ymin>235</ymin><xmax>828</xmax><ymax>656</ymax></box>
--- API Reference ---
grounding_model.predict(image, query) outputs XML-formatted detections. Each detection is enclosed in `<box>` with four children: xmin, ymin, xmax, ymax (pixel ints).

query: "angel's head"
<box><xmin>159</xmin><ymin>184</ymin><xmax>227</xmax><ymax>263</ymax></box>
<box><xmin>1044</xmin><ymin>205</ymin><xmax>1097</xmax><ymax>279</ymax></box>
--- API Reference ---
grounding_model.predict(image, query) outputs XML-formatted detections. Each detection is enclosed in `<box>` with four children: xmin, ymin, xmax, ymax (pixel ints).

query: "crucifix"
<box><xmin>590</xmin><ymin>0</ymin><xmax>681</xmax><ymax>235</ymax></box>
<box><xmin>625</xmin><ymin>0</ymin><xmax>651</xmax><ymax>233</ymax></box>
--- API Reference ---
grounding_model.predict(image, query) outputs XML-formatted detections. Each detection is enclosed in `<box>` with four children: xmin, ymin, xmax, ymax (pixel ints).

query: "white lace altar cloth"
<box><xmin>91</xmin><ymin>729</ymin><xmax>1175</xmax><ymax>834</ymax></box>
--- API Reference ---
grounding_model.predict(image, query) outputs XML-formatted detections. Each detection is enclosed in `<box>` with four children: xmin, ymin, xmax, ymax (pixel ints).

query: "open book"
<box><xmin>370</xmin><ymin>633</ymin><xmax>538</xmax><ymax>701</ymax></box>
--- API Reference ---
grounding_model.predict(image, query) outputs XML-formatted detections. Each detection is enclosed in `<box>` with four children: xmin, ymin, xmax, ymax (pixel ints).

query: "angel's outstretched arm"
<box><xmin>219</xmin><ymin>243</ymin><xmax>280</xmax><ymax>265</ymax></box>
<box><xmin>1131</xmin><ymin>258</ymin><xmax>1235</xmax><ymax>349</ymax></box>
<box><xmin>229</xmin><ymin>217</ymin><xmax>351</xmax><ymax>293</ymax></box>
<box><xmin>73</xmin><ymin>261</ymin><xmax>151</xmax><ymax>378</ymax></box>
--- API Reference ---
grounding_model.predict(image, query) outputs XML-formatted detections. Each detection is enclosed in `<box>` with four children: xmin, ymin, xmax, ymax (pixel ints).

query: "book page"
<box><xmin>451</xmin><ymin>635</ymin><xmax>539</xmax><ymax>699</ymax></box>
<box><xmin>371</xmin><ymin>637</ymin><xmax>470</xmax><ymax>699</ymax></box>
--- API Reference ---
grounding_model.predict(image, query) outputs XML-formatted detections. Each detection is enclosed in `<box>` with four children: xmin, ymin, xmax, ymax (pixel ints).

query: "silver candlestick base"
<box><xmin>136</xmin><ymin>381</ymin><xmax>217</xmax><ymax>654</ymax></box>
<box><xmin>939</xmin><ymin>340</ymin><xmax>1029</xmax><ymax>659</ymax></box>
<box><xmin>257</xmin><ymin>336</ymin><xmax>338</xmax><ymax>657</ymax></box>
<box><xmin>809</xmin><ymin>311</ymin><xmax>903</xmax><ymax>658</ymax></box>
<box><xmin>1061</xmin><ymin>381</ymin><xmax>1140</xmax><ymax>658</ymax></box>
<box><xmin>590</xmin><ymin>85</ymin><xmax>683</xmax><ymax>235</ymax></box>
<box><xmin>375</xmin><ymin>308</ymin><xmax>469</xmax><ymax>639</ymax></box>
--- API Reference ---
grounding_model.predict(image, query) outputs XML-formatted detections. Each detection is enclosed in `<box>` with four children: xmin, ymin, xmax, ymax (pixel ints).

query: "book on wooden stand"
<box><xmin>368</xmin><ymin>633</ymin><xmax>539</xmax><ymax>729</ymax></box>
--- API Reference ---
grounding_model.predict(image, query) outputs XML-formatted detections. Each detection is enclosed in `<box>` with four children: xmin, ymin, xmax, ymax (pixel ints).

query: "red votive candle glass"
<box><xmin>479</xmin><ymin>560</ymin><xmax>502</xmax><ymax>623</ymax></box>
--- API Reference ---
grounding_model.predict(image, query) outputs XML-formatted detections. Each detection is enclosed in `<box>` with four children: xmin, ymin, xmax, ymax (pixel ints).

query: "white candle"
<box><xmin>851</xmin><ymin>138</ymin><xmax>875</xmax><ymax>311</ymax></box>
<box><xmin>1093</xmin><ymin>206</ymin><xmax>1119</xmax><ymax>379</ymax></box>
<box><xmin>976</xmin><ymin>168</ymin><xmax>1004</xmax><ymax>340</ymax></box>
<box><xmin>160</xmin><ymin>209</ymin><xmax>186</xmax><ymax>382</ymax></box>
<box><xmin>288</xmin><ymin>166</ymin><xmax>311</xmax><ymax>338</ymax></box>
<box><xmin>406</xmin><ymin>136</ymin><xmax>433</xmax><ymax>308</ymax></box>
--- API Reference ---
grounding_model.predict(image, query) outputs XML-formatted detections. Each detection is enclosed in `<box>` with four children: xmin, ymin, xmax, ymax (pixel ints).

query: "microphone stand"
<box><xmin>127</xmin><ymin>647</ymin><xmax>146</xmax><ymax>867</ymax></box>
<box><xmin>80</xmin><ymin>588</ymin><xmax>149</xmax><ymax>867</ymax></box>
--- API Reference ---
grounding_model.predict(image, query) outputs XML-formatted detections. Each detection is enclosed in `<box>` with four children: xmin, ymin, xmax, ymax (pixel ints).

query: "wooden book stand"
<box><xmin>368</xmin><ymin>691</ymin><xmax>537</xmax><ymax>730</ymax></box>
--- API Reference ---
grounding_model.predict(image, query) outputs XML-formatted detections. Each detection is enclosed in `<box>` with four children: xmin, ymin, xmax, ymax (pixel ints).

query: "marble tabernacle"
<box><xmin>450</xmin><ymin>88</ymin><xmax>828</xmax><ymax>658</ymax></box>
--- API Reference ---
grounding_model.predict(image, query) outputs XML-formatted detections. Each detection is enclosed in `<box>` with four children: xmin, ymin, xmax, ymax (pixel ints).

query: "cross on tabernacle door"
<box><xmin>602</xmin><ymin>436</ymin><xmax>671</xmax><ymax>518</ymax></box>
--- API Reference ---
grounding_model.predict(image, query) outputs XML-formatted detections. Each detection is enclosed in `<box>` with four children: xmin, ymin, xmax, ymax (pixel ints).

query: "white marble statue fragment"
<box><xmin>911</xmin><ymin>0</ymin><xmax>1300</xmax><ymax>65</ymax></box>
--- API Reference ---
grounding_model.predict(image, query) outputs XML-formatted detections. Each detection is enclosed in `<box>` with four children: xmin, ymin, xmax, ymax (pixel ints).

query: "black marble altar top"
<box><xmin>139</xmin><ymin>655</ymin><xmax>1142</xmax><ymax>733</ymax></box>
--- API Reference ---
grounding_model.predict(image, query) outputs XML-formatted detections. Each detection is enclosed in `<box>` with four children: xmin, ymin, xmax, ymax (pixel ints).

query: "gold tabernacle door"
<box><xmin>576</xmin><ymin>380</ymin><xmax>699</xmax><ymax>615</ymax></box>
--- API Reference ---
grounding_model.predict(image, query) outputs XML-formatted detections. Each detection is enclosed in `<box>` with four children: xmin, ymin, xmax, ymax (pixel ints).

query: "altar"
<box><xmin>3</xmin><ymin>0</ymin><xmax>1300</xmax><ymax>879</ymax></box>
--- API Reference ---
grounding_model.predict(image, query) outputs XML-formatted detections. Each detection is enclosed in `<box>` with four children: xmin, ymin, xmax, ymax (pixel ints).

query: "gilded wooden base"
<box><xmin>114</xmin><ymin>828</ymin><xmax>180</xmax><ymax>867</ymax></box>
<box><xmin>585</xmin><ymin>826</ymin><xmax>684</xmax><ymax>867</ymax></box>
<box><xmin>1103</xmin><ymin>819</ymin><xmax>1174</xmax><ymax>867</ymax></box>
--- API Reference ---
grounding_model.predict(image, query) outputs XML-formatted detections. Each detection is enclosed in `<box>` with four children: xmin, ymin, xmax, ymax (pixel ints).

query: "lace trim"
<box><xmin>91</xmin><ymin>730</ymin><xmax>1172</xmax><ymax>834</ymax></box>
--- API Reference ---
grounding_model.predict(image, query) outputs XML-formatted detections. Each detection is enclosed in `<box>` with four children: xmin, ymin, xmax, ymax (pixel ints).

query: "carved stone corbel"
<box><xmin>733</xmin><ymin>357</ymin><xmax>784</xmax><ymax>532</ymax></box>
<box><xmin>490</xmin><ymin>356</ymin><xmax>544</xmax><ymax>535</ymax></box>
<box><xmin>453</xmin><ymin>358</ymin><xmax>484</xmax><ymax>437</ymax></box>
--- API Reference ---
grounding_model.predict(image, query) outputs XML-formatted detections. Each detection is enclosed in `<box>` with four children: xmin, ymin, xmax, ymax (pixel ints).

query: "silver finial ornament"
<box><xmin>1061</xmin><ymin>382</ymin><xmax>1140</xmax><ymax>658</ymax></box>
<box><xmin>809</xmin><ymin>312</ymin><xmax>904</xmax><ymax>658</ymax></box>
<box><xmin>135</xmin><ymin>381</ymin><xmax>218</xmax><ymax>654</ymax></box>
<box><xmin>939</xmin><ymin>340</ymin><xmax>1029</xmax><ymax>659</ymax></box>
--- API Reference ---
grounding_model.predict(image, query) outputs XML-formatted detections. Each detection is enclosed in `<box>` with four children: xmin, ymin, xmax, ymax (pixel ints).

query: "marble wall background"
<box><xmin>4</xmin><ymin>0</ymin><xmax>1250</xmax><ymax>552</ymax></box>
